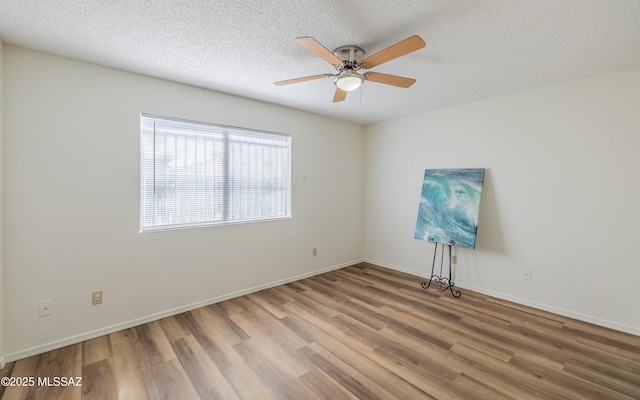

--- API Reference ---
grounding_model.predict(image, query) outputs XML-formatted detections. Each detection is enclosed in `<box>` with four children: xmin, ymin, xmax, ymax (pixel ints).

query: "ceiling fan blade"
<box><xmin>364</xmin><ymin>72</ymin><xmax>416</xmax><ymax>88</ymax></box>
<box><xmin>274</xmin><ymin>74</ymin><xmax>332</xmax><ymax>86</ymax></box>
<box><xmin>360</xmin><ymin>35</ymin><xmax>426</xmax><ymax>69</ymax></box>
<box><xmin>333</xmin><ymin>88</ymin><xmax>347</xmax><ymax>102</ymax></box>
<box><xmin>296</xmin><ymin>37</ymin><xmax>344</xmax><ymax>66</ymax></box>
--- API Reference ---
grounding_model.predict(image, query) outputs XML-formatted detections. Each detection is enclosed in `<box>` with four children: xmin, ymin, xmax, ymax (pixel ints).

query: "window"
<box><xmin>140</xmin><ymin>114</ymin><xmax>291</xmax><ymax>232</ymax></box>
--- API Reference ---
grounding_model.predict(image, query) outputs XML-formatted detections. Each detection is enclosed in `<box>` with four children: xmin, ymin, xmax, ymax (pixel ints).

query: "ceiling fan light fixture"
<box><xmin>335</xmin><ymin>73</ymin><xmax>363</xmax><ymax>92</ymax></box>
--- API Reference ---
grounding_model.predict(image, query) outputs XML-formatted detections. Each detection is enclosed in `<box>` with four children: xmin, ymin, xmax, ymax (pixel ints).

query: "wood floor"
<box><xmin>2</xmin><ymin>263</ymin><xmax>639</xmax><ymax>399</ymax></box>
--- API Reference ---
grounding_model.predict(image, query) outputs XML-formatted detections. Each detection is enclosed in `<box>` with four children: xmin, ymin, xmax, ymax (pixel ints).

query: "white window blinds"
<box><xmin>140</xmin><ymin>114</ymin><xmax>291</xmax><ymax>232</ymax></box>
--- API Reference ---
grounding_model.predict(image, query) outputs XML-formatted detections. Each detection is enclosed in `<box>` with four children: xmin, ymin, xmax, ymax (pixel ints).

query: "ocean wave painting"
<box><xmin>414</xmin><ymin>169</ymin><xmax>485</xmax><ymax>249</ymax></box>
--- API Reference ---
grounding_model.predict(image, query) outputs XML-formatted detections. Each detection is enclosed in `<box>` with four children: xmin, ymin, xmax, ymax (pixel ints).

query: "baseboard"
<box><xmin>4</xmin><ymin>258</ymin><xmax>365</xmax><ymax>363</ymax></box>
<box><xmin>364</xmin><ymin>258</ymin><xmax>640</xmax><ymax>337</ymax></box>
<box><xmin>0</xmin><ymin>356</ymin><xmax>5</xmax><ymax>369</ymax></box>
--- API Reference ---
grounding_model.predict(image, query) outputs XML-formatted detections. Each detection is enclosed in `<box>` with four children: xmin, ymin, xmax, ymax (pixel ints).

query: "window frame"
<box><xmin>139</xmin><ymin>113</ymin><xmax>291</xmax><ymax>233</ymax></box>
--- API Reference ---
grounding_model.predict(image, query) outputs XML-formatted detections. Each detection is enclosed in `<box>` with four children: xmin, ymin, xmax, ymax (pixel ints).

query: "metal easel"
<box><xmin>421</xmin><ymin>239</ymin><xmax>461</xmax><ymax>298</ymax></box>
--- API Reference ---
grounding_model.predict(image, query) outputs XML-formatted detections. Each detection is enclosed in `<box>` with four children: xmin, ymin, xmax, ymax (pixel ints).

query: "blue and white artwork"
<box><xmin>414</xmin><ymin>168</ymin><xmax>485</xmax><ymax>249</ymax></box>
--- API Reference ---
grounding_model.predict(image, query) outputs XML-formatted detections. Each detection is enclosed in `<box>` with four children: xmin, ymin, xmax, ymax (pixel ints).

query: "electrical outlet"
<box><xmin>312</xmin><ymin>248</ymin><xmax>317</xmax><ymax>257</ymax></box>
<box><xmin>92</xmin><ymin>291</ymin><xmax>103</xmax><ymax>305</ymax></box>
<box><xmin>452</xmin><ymin>255</ymin><xmax>458</xmax><ymax>264</ymax></box>
<box><xmin>522</xmin><ymin>269</ymin><xmax>532</xmax><ymax>280</ymax></box>
<box><xmin>39</xmin><ymin>300</ymin><xmax>52</xmax><ymax>316</ymax></box>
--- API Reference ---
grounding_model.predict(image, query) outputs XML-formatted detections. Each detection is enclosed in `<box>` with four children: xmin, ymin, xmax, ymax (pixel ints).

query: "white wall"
<box><xmin>2</xmin><ymin>45</ymin><xmax>364</xmax><ymax>360</ymax></box>
<box><xmin>0</xmin><ymin>40</ymin><xmax>5</xmax><ymax>368</ymax></box>
<box><xmin>364</xmin><ymin>67</ymin><xmax>640</xmax><ymax>335</ymax></box>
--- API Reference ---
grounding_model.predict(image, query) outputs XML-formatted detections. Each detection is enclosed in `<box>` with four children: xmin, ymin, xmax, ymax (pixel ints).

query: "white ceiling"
<box><xmin>1</xmin><ymin>0</ymin><xmax>639</xmax><ymax>125</ymax></box>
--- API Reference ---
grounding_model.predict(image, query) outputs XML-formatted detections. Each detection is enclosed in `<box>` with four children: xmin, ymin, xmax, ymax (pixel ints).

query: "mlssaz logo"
<box><xmin>37</xmin><ymin>376</ymin><xmax>83</xmax><ymax>387</ymax></box>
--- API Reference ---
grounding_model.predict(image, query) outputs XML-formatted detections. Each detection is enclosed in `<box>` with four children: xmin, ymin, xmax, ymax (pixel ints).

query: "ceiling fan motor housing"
<box><xmin>333</xmin><ymin>45</ymin><xmax>365</xmax><ymax>65</ymax></box>
<box><xmin>332</xmin><ymin>45</ymin><xmax>366</xmax><ymax>90</ymax></box>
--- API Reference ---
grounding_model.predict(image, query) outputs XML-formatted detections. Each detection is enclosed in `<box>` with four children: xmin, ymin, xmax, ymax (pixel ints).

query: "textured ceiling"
<box><xmin>1</xmin><ymin>0</ymin><xmax>639</xmax><ymax>125</ymax></box>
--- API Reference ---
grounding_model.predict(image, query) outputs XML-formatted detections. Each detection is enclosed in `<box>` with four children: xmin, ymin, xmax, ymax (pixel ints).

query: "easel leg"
<box><xmin>421</xmin><ymin>242</ymin><xmax>439</xmax><ymax>289</ymax></box>
<box><xmin>446</xmin><ymin>244</ymin><xmax>461</xmax><ymax>298</ymax></box>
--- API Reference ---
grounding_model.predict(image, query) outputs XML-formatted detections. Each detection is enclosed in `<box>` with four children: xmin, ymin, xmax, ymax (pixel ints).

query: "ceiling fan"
<box><xmin>274</xmin><ymin>35</ymin><xmax>426</xmax><ymax>102</ymax></box>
